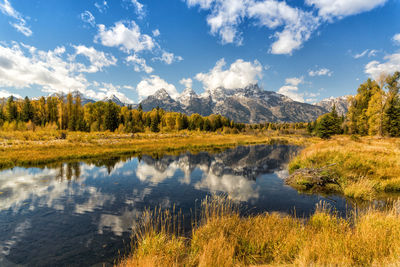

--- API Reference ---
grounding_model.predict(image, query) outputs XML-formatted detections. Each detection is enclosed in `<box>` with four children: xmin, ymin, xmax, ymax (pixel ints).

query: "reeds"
<box><xmin>117</xmin><ymin>196</ymin><xmax>400</xmax><ymax>267</ymax></box>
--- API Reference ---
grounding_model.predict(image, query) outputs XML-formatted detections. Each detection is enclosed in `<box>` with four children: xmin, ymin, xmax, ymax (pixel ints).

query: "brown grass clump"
<box><xmin>117</xmin><ymin>196</ymin><xmax>400</xmax><ymax>267</ymax></box>
<box><xmin>288</xmin><ymin>135</ymin><xmax>400</xmax><ymax>200</ymax></box>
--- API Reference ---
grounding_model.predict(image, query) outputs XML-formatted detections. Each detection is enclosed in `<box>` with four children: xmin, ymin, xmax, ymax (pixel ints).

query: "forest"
<box><xmin>308</xmin><ymin>71</ymin><xmax>400</xmax><ymax>138</ymax></box>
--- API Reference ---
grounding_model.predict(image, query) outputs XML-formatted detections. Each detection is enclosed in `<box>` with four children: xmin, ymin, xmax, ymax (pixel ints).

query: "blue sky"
<box><xmin>0</xmin><ymin>0</ymin><xmax>399</xmax><ymax>103</ymax></box>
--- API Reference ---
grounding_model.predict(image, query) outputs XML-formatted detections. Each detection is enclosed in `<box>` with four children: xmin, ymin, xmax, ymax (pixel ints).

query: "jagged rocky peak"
<box><xmin>177</xmin><ymin>87</ymin><xmax>198</xmax><ymax>106</ymax></box>
<box><xmin>151</xmin><ymin>88</ymin><xmax>171</xmax><ymax>100</ymax></box>
<box><xmin>206</xmin><ymin>83</ymin><xmax>263</xmax><ymax>102</ymax></box>
<box><xmin>103</xmin><ymin>94</ymin><xmax>124</xmax><ymax>106</ymax></box>
<box><xmin>315</xmin><ymin>95</ymin><xmax>351</xmax><ymax>115</ymax></box>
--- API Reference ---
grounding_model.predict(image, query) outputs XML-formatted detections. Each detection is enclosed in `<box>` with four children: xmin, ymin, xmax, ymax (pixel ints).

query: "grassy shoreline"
<box><xmin>288</xmin><ymin>136</ymin><xmax>400</xmax><ymax>200</ymax></box>
<box><xmin>0</xmin><ymin>130</ymin><xmax>313</xmax><ymax>169</ymax></box>
<box><xmin>118</xmin><ymin>197</ymin><xmax>400</xmax><ymax>267</ymax></box>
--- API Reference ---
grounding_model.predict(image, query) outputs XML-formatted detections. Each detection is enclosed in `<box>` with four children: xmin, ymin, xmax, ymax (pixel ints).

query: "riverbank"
<box><xmin>0</xmin><ymin>130</ymin><xmax>313</xmax><ymax>169</ymax></box>
<box><xmin>288</xmin><ymin>136</ymin><xmax>400</xmax><ymax>200</ymax></box>
<box><xmin>117</xmin><ymin>196</ymin><xmax>400</xmax><ymax>267</ymax></box>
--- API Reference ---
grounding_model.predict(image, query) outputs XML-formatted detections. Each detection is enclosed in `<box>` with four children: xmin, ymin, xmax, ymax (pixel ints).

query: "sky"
<box><xmin>0</xmin><ymin>0</ymin><xmax>399</xmax><ymax>104</ymax></box>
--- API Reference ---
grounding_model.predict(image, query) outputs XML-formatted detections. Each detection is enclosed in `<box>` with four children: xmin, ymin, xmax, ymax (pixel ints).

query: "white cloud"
<box><xmin>131</xmin><ymin>0</ymin><xmax>145</xmax><ymax>18</ymax></box>
<box><xmin>308</xmin><ymin>68</ymin><xmax>332</xmax><ymax>77</ymax></box>
<box><xmin>186</xmin><ymin>0</ymin><xmax>387</xmax><ymax>55</ymax></box>
<box><xmin>0</xmin><ymin>42</ymin><xmax>127</xmax><ymax>101</ymax></box>
<box><xmin>278</xmin><ymin>76</ymin><xmax>305</xmax><ymax>102</ymax></box>
<box><xmin>353</xmin><ymin>49</ymin><xmax>378</xmax><ymax>59</ymax></box>
<box><xmin>0</xmin><ymin>0</ymin><xmax>32</xmax><ymax>36</ymax></box>
<box><xmin>285</xmin><ymin>76</ymin><xmax>303</xmax><ymax>86</ymax></box>
<box><xmin>152</xmin><ymin>29</ymin><xmax>160</xmax><ymax>37</ymax></box>
<box><xmin>0</xmin><ymin>42</ymin><xmax>87</xmax><ymax>93</ymax></box>
<box><xmin>305</xmin><ymin>0</ymin><xmax>387</xmax><ymax>20</ymax></box>
<box><xmin>186</xmin><ymin>0</ymin><xmax>319</xmax><ymax>54</ymax></box>
<box><xmin>179</xmin><ymin>78</ymin><xmax>193</xmax><ymax>88</ymax></box>
<box><xmin>365</xmin><ymin>53</ymin><xmax>400</xmax><ymax>80</ymax></box>
<box><xmin>393</xmin><ymin>33</ymin><xmax>400</xmax><ymax>46</ymax></box>
<box><xmin>248</xmin><ymin>1</ymin><xmax>320</xmax><ymax>55</ymax></box>
<box><xmin>125</xmin><ymin>54</ymin><xmax>153</xmax><ymax>73</ymax></box>
<box><xmin>89</xmin><ymin>82</ymin><xmax>133</xmax><ymax>104</ymax></box>
<box><xmin>354</xmin><ymin>49</ymin><xmax>369</xmax><ymax>59</ymax></box>
<box><xmin>195</xmin><ymin>58</ymin><xmax>262</xmax><ymax>90</ymax></box>
<box><xmin>95</xmin><ymin>21</ymin><xmax>155</xmax><ymax>53</ymax></box>
<box><xmin>72</xmin><ymin>45</ymin><xmax>117</xmax><ymax>73</ymax></box>
<box><xmin>0</xmin><ymin>89</ymin><xmax>21</xmax><ymax>99</ymax></box>
<box><xmin>154</xmin><ymin>51</ymin><xmax>183</xmax><ymax>65</ymax></box>
<box><xmin>80</xmin><ymin>11</ymin><xmax>95</xmax><ymax>27</ymax></box>
<box><xmin>136</xmin><ymin>75</ymin><xmax>178</xmax><ymax>100</ymax></box>
<box><xmin>95</xmin><ymin>0</ymin><xmax>108</xmax><ymax>13</ymax></box>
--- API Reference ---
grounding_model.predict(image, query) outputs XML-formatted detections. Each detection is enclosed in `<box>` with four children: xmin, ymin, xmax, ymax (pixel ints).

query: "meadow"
<box><xmin>0</xmin><ymin>129</ymin><xmax>313</xmax><ymax>169</ymax></box>
<box><xmin>117</xmin><ymin>196</ymin><xmax>400</xmax><ymax>267</ymax></box>
<box><xmin>288</xmin><ymin>135</ymin><xmax>400</xmax><ymax>200</ymax></box>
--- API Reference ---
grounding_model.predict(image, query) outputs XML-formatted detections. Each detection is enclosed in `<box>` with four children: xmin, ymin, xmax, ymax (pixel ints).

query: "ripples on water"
<box><xmin>0</xmin><ymin>145</ymin><xmax>349</xmax><ymax>266</ymax></box>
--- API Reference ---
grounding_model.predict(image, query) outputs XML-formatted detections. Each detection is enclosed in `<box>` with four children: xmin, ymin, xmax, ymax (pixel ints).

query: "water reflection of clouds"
<box><xmin>0</xmin><ymin>164</ymin><xmax>115</xmax><ymax>213</ymax></box>
<box><xmin>136</xmin><ymin>161</ymin><xmax>179</xmax><ymax>184</ymax></box>
<box><xmin>195</xmin><ymin>172</ymin><xmax>259</xmax><ymax>202</ymax></box>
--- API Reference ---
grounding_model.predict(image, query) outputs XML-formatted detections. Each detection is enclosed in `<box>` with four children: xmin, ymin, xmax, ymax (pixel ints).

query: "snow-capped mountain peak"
<box><xmin>177</xmin><ymin>88</ymin><xmax>197</xmax><ymax>106</ymax></box>
<box><xmin>152</xmin><ymin>88</ymin><xmax>171</xmax><ymax>100</ymax></box>
<box><xmin>103</xmin><ymin>94</ymin><xmax>125</xmax><ymax>106</ymax></box>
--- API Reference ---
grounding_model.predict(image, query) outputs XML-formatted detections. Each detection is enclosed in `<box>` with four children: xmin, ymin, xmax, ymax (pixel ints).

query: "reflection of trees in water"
<box><xmin>53</xmin><ymin>162</ymin><xmax>81</xmax><ymax>181</ymax></box>
<box><xmin>140</xmin><ymin>145</ymin><xmax>300</xmax><ymax>180</ymax></box>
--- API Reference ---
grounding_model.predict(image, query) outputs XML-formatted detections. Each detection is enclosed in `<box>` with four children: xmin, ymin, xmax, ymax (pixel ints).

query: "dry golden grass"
<box><xmin>117</xmin><ymin>196</ymin><xmax>400</xmax><ymax>267</ymax></box>
<box><xmin>0</xmin><ymin>130</ymin><xmax>314</xmax><ymax>169</ymax></box>
<box><xmin>288</xmin><ymin>135</ymin><xmax>400</xmax><ymax>200</ymax></box>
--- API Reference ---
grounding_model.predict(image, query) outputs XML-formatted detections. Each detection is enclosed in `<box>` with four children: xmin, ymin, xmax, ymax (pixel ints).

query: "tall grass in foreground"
<box><xmin>117</xmin><ymin>196</ymin><xmax>400</xmax><ymax>267</ymax></box>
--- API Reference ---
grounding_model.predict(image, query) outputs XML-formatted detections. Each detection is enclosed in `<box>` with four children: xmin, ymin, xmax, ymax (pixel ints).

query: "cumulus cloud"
<box><xmin>80</xmin><ymin>11</ymin><xmax>95</xmax><ymax>27</ymax></box>
<box><xmin>308</xmin><ymin>68</ymin><xmax>333</xmax><ymax>77</ymax></box>
<box><xmin>195</xmin><ymin>58</ymin><xmax>262</xmax><ymax>90</ymax></box>
<box><xmin>125</xmin><ymin>54</ymin><xmax>153</xmax><ymax>73</ymax></box>
<box><xmin>393</xmin><ymin>33</ymin><xmax>400</xmax><ymax>46</ymax></box>
<box><xmin>153</xmin><ymin>51</ymin><xmax>183</xmax><ymax>65</ymax></box>
<box><xmin>0</xmin><ymin>42</ymin><xmax>87</xmax><ymax>93</ymax></box>
<box><xmin>277</xmin><ymin>76</ymin><xmax>304</xmax><ymax>102</ymax></box>
<box><xmin>95</xmin><ymin>21</ymin><xmax>155</xmax><ymax>53</ymax></box>
<box><xmin>0</xmin><ymin>42</ymin><xmax>128</xmax><ymax>102</ymax></box>
<box><xmin>248</xmin><ymin>1</ymin><xmax>320</xmax><ymax>55</ymax></box>
<box><xmin>72</xmin><ymin>45</ymin><xmax>117</xmax><ymax>73</ymax></box>
<box><xmin>186</xmin><ymin>0</ymin><xmax>319</xmax><ymax>54</ymax></box>
<box><xmin>365</xmin><ymin>53</ymin><xmax>400</xmax><ymax>80</ymax></box>
<box><xmin>180</xmin><ymin>78</ymin><xmax>193</xmax><ymax>88</ymax></box>
<box><xmin>95</xmin><ymin>0</ymin><xmax>108</xmax><ymax>13</ymax></box>
<box><xmin>0</xmin><ymin>0</ymin><xmax>32</xmax><ymax>36</ymax></box>
<box><xmin>186</xmin><ymin>0</ymin><xmax>387</xmax><ymax>55</ymax></box>
<box><xmin>305</xmin><ymin>0</ymin><xmax>387</xmax><ymax>21</ymax></box>
<box><xmin>136</xmin><ymin>75</ymin><xmax>178</xmax><ymax>100</ymax></box>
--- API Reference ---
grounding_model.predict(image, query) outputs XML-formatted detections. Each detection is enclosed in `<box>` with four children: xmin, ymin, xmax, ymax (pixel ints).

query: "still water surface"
<box><xmin>0</xmin><ymin>145</ymin><xmax>349</xmax><ymax>266</ymax></box>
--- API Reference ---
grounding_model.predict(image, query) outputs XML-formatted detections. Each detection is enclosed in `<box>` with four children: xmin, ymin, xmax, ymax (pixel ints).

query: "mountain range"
<box><xmin>130</xmin><ymin>84</ymin><xmax>349</xmax><ymax>123</ymax></box>
<box><xmin>4</xmin><ymin>85</ymin><xmax>351</xmax><ymax>123</ymax></box>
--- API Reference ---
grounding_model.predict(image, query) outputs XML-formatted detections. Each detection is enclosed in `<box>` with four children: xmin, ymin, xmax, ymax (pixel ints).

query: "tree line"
<box><xmin>308</xmin><ymin>71</ymin><xmax>400</xmax><ymax>138</ymax></box>
<box><xmin>0</xmin><ymin>94</ymin><xmax>246</xmax><ymax>133</ymax></box>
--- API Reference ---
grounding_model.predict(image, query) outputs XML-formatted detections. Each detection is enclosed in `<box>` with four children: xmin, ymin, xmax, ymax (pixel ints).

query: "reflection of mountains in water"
<box><xmin>141</xmin><ymin>145</ymin><xmax>300</xmax><ymax>180</ymax></box>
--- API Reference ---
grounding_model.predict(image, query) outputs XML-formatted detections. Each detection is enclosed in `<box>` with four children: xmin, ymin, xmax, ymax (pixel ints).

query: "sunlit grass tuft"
<box><xmin>117</xmin><ymin>196</ymin><xmax>400</xmax><ymax>267</ymax></box>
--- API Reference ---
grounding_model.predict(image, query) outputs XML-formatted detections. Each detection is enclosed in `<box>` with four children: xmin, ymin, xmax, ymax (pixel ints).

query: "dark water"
<box><xmin>0</xmin><ymin>145</ymin><xmax>349</xmax><ymax>266</ymax></box>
